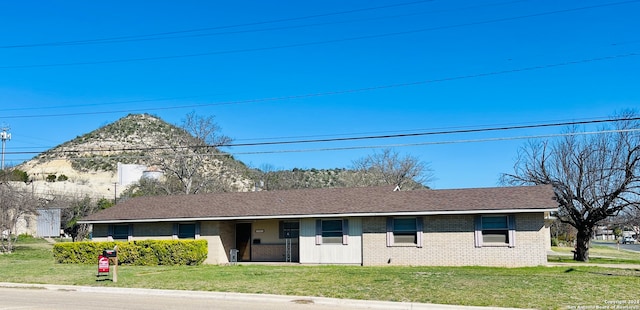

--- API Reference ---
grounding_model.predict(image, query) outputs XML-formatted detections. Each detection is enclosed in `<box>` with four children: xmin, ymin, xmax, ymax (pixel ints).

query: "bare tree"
<box><xmin>250</xmin><ymin>164</ymin><xmax>280</xmax><ymax>191</ymax></box>
<box><xmin>501</xmin><ymin>112</ymin><xmax>640</xmax><ymax>261</ymax></box>
<box><xmin>351</xmin><ymin>149</ymin><xmax>433</xmax><ymax>190</ymax></box>
<box><xmin>251</xmin><ymin>166</ymin><xmax>356</xmax><ymax>191</ymax></box>
<box><xmin>152</xmin><ymin>112</ymin><xmax>232</xmax><ymax>195</ymax></box>
<box><xmin>0</xmin><ymin>182</ymin><xmax>38</xmax><ymax>253</ymax></box>
<box><xmin>120</xmin><ymin>177</ymin><xmax>174</xmax><ymax>198</ymax></box>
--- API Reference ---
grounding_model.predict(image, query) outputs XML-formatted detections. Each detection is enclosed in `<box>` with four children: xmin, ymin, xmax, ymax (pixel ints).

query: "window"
<box><xmin>482</xmin><ymin>216</ymin><xmax>508</xmax><ymax>243</ymax></box>
<box><xmin>178</xmin><ymin>223</ymin><xmax>196</xmax><ymax>239</ymax></box>
<box><xmin>322</xmin><ymin>220</ymin><xmax>343</xmax><ymax>243</ymax></box>
<box><xmin>279</xmin><ymin>221</ymin><xmax>299</xmax><ymax>239</ymax></box>
<box><xmin>475</xmin><ymin>215</ymin><xmax>515</xmax><ymax>247</ymax></box>
<box><xmin>315</xmin><ymin>219</ymin><xmax>348</xmax><ymax>245</ymax></box>
<box><xmin>393</xmin><ymin>218</ymin><xmax>417</xmax><ymax>244</ymax></box>
<box><xmin>110</xmin><ymin>224</ymin><xmax>130</xmax><ymax>241</ymax></box>
<box><xmin>174</xmin><ymin>223</ymin><xmax>200</xmax><ymax>239</ymax></box>
<box><xmin>386</xmin><ymin>217</ymin><xmax>423</xmax><ymax>247</ymax></box>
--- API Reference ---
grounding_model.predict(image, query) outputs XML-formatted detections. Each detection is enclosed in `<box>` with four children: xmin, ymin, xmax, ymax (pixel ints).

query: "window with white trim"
<box><xmin>386</xmin><ymin>217</ymin><xmax>423</xmax><ymax>247</ymax></box>
<box><xmin>474</xmin><ymin>215</ymin><xmax>515</xmax><ymax>247</ymax></box>
<box><xmin>315</xmin><ymin>219</ymin><xmax>349</xmax><ymax>245</ymax></box>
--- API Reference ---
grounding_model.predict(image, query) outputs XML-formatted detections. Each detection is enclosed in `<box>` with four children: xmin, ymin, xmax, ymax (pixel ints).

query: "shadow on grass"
<box><xmin>564</xmin><ymin>267</ymin><xmax>640</xmax><ymax>277</ymax></box>
<box><xmin>548</xmin><ymin>255</ymin><xmax>640</xmax><ymax>265</ymax></box>
<box><xmin>96</xmin><ymin>275</ymin><xmax>113</xmax><ymax>282</ymax></box>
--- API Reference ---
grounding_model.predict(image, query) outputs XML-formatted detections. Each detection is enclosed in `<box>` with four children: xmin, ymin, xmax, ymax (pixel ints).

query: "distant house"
<box><xmin>13</xmin><ymin>208</ymin><xmax>61</xmax><ymax>238</ymax></box>
<box><xmin>79</xmin><ymin>185</ymin><xmax>557</xmax><ymax>267</ymax></box>
<box><xmin>594</xmin><ymin>226</ymin><xmax>616</xmax><ymax>241</ymax></box>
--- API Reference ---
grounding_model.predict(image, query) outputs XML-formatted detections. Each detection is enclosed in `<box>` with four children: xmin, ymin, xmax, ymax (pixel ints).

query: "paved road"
<box><xmin>0</xmin><ymin>283</ymin><xmax>523</xmax><ymax>310</ymax></box>
<box><xmin>0</xmin><ymin>287</ymin><xmax>338</xmax><ymax>310</ymax></box>
<box><xmin>593</xmin><ymin>241</ymin><xmax>640</xmax><ymax>252</ymax></box>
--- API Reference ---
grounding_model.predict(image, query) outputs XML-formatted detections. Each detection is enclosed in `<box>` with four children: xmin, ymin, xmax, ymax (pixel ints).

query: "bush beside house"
<box><xmin>53</xmin><ymin>240</ymin><xmax>207</xmax><ymax>266</ymax></box>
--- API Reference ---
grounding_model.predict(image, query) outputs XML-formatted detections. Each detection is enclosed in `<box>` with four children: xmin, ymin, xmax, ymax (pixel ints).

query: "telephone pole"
<box><xmin>0</xmin><ymin>127</ymin><xmax>10</xmax><ymax>170</ymax></box>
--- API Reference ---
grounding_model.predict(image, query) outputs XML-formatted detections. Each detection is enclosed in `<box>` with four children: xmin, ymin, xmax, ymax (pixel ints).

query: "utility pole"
<box><xmin>113</xmin><ymin>182</ymin><xmax>118</xmax><ymax>204</ymax></box>
<box><xmin>0</xmin><ymin>126</ymin><xmax>11</xmax><ymax>170</ymax></box>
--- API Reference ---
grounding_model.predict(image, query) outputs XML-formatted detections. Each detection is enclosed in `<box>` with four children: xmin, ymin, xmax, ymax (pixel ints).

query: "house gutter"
<box><xmin>78</xmin><ymin>208</ymin><xmax>558</xmax><ymax>224</ymax></box>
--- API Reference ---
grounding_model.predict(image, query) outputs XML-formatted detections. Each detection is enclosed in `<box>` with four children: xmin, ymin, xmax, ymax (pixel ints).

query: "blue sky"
<box><xmin>1</xmin><ymin>0</ymin><xmax>638</xmax><ymax>189</ymax></box>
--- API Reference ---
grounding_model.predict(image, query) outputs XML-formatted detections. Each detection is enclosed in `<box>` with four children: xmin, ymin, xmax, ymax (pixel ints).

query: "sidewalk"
<box><xmin>0</xmin><ymin>282</ymin><xmax>531</xmax><ymax>310</ymax></box>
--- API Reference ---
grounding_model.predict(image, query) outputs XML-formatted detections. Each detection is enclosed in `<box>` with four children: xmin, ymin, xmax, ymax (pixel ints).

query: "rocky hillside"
<box><xmin>17</xmin><ymin>113</ymin><xmax>254</xmax><ymax>198</ymax></box>
<box><xmin>16</xmin><ymin>113</ymin><xmax>423</xmax><ymax>200</ymax></box>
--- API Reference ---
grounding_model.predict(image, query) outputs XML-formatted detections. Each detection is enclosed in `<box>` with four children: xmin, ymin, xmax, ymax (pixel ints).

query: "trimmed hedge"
<box><xmin>53</xmin><ymin>239</ymin><xmax>207</xmax><ymax>266</ymax></box>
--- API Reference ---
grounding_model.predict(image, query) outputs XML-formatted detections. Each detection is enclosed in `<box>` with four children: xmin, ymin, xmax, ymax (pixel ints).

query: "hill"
<box><xmin>15</xmin><ymin>113</ymin><xmax>425</xmax><ymax>200</ymax></box>
<box><xmin>17</xmin><ymin>113</ymin><xmax>254</xmax><ymax>199</ymax></box>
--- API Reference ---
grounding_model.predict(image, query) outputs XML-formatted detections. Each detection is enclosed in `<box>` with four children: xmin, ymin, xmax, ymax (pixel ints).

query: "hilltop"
<box><xmin>17</xmin><ymin>114</ymin><xmax>254</xmax><ymax>199</ymax></box>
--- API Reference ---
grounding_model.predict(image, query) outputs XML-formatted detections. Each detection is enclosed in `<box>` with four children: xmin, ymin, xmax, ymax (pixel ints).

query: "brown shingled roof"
<box><xmin>80</xmin><ymin>185</ymin><xmax>557</xmax><ymax>223</ymax></box>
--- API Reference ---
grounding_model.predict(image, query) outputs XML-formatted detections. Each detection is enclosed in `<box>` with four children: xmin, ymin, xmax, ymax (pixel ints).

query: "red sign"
<box><xmin>98</xmin><ymin>255</ymin><xmax>109</xmax><ymax>273</ymax></box>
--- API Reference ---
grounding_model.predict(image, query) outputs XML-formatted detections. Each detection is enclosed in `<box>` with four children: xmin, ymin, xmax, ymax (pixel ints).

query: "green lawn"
<box><xmin>549</xmin><ymin>244</ymin><xmax>640</xmax><ymax>264</ymax></box>
<box><xmin>1</xmin><ymin>239</ymin><xmax>639</xmax><ymax>310</ymax></box>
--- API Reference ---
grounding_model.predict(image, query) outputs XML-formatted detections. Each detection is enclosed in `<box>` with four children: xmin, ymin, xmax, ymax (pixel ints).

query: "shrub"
<box><xmin>53</xmin><ymin>239</ymin><xmax>207</xmax><ymax>266</ymax></box>
<box><xmin>46</xmin><ymin>174</ymin><xmax>57</xmax><ymax>182</ymax></box>
<box><xmin>2</xmin><ymin>169</ymin><xmax>29</xmax><ymax>182</ymax></box>
<box><xmin>57</xmin><ymin>174</ymin><xmax>69</xmax><ymax>181</ymax></box>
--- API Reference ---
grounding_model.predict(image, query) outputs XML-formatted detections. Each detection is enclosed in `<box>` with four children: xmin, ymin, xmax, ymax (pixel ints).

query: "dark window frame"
<box><xmin>279</xmin><ymin>221</ymin><xmax>300</xmax><ymax>239</ymax></box>
<box><xmin>178</xmin><ymin>223</ymin><xmax>196</xmax><ymax>239</ymax></box>
<box><xmin>474</xmin><ymin>215</ymin><xmax>515</xmax><ymax>248</ymax></box>
<box><xmin>386</xmin><ymin>217</ymin><xmax>423</xmax><ymax>247</ymax></box>
<box><xmin>110</xmin><ymin>224</ymin><xmax>130</xmax><ymax>241</ymax></box>
<box><xmin>315</xmin><ymin>219</ymin><xmax>349</xmax><ymax>245</ymax></box>
<box><xmin>173</xmin><ymin>222</ymin><xmax>200</xmax><ymax>240</ymax></box>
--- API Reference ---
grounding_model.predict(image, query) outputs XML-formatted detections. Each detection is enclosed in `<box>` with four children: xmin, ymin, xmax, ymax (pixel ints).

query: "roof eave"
<box><xmin>78</xmin><ymin>207</ymin><xmax>558</xmax><ymax>224</ymax></box>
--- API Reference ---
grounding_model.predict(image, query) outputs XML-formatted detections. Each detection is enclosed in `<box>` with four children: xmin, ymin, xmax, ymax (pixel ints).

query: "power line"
<box><xmin>2</xmin><ymin>0</ymin><xmax>637</xmax><ymax>69</ymax></box>
<box><xmin>2</xmin><ymin>115</ymin><xmax>619</xmax><ymax>151</ymax></box>
<box><xmin>2</xmin><ymin>96</ymin><xmax>204</xmax><ymax>112</ymax></box>
<box><xmin>225</xmin><ymin>117</ymin><xmax>640</xmax><ymax>147</ymax></box>
<box><xmin>223</xmin><ymin>128</ymin><xmax>640</xmax><ymax>155</ymax></box>
<box><xmin>0</xmin><ymin>1</ymin><xmax>530</xmax><ymax>48</ymax></box>
<box><xmin>5</xmin><ymin>116</ymin><xmax>638</xmax><ymax>157</ymax></box>
<box><xmin>0</xmin><ymin>0</ymin><xmax>435</xmax><ymax>49</ymax></box>
<box><xmin>6</xmin><ymin>127</ymin><xmax>639</xmax><ymax>163</ymax></box>
<box><xmin>166</xmin><ymin>115</ymin><xmax>632</xmax><ymax>142</ymax></box>
<box><xmin>2</xmin><ymin>52</ymin><xmax>638</xmax><ymax>121</ymax></box>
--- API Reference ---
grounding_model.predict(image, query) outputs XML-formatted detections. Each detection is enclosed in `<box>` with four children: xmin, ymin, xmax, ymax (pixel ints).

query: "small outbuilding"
<box><xmin>79</xmin><ymin>185</ymin><xmax>557</xmax><ymax>267</ymax></box>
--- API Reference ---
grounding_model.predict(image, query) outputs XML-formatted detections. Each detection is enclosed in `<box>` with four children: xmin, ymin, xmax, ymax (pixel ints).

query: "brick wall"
<box><xmin>362</xmin><ymin>213</ymin><xmax>548</xmax><ymax>267</ymax></box>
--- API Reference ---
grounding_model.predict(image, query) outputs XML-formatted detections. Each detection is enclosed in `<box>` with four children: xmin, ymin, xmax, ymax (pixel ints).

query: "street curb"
<box><xmin>0</xmin><ymin>282</ymin><xmax>528</xmax><ymax>310</ymax></box>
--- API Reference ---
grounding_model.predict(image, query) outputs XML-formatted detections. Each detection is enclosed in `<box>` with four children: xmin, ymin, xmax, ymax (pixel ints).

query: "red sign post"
<box><xmin>98</xmin><ymin>255</ymin><xmax>109</xmax><ymax>273</ymax></box>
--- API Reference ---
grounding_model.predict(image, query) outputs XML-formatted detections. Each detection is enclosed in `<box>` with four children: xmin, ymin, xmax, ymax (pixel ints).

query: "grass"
<box><xmin>549</xmin><ymin>244</ymin><xmax>640</xmax><ymax>264</ymax></box>
<box><xmin>1</xmin><ymin>239</ymin><xmax>639</xmax><ymax>310</ymax></box>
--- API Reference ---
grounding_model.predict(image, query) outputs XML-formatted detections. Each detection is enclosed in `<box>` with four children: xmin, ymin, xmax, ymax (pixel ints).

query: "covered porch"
<box><xmin>233</xmin><ymin>219</ymin><xmax>299</xmax><ymax>263</ymax></box>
